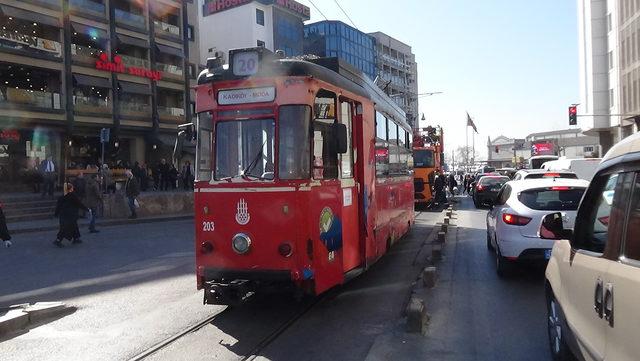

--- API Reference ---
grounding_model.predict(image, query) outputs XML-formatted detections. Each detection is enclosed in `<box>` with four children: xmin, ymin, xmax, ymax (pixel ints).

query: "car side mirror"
<box><xmin>539</xmin><ymin>212</ymin><xmax>573</xmax><ymax>240</ymax></box>
<box><xmin>335</xmin><ymin>123</ymin><xmax>348</xmax><ymax>154</ymax></box>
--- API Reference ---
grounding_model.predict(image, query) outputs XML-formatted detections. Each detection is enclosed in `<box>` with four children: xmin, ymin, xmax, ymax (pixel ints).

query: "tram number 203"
<box><xmin>202</xmin><ymin>221</ymin><xmax>215</xmax><ymax>232</ymax></box>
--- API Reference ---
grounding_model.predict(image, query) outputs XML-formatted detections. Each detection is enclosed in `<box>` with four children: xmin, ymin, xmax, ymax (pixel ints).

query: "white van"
<box><xmin>528</xmin><ymin>155</ymin><xmax>559</xmax><ymax>169</ymax></box>
<box><xmin>541</xmin><ymin>158</ymin><xmax>602</xmax><ymax>180</ymax></box>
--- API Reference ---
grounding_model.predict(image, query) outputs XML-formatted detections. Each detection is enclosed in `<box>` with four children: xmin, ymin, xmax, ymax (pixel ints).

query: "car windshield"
<box><xmin>413</xmin><ymin>149</ymin><xmax>435</xmax><ymax>168</ymax></box>
<box><xmin>518</xmin><ymin>188</ymin><xmax>586</xmax><ymax>210</ymax></box>
<box><xmin>215</xmin><ymin>118</ymin><xmax>275</xmax><ymax>180</ymax></box>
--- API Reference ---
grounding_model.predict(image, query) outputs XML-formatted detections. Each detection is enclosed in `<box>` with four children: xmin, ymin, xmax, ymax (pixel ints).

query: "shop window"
<box><xmin>313</xmin><ymin>89</ymin><xmax>338</xmax><ymax>180</ymax></box>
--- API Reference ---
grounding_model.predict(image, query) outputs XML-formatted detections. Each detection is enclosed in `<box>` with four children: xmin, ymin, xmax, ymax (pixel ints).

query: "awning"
<box><xmin>0</xmin><ymin>5</ymin><xmax>61</xmax><ymax>27</ymax></box>
<box><xmin>119</xmin><ymin>81</ymin><xmax>151</xmax><ymax>95</ymax></box>
<box><xmin>73</xmin><ymin>74</ymin><xmax>111</xmax><ymax>88</ymax></box>
<box><xmin>71</xmin><ymin>22</ymin><xmax>108</xmax><ymax>40</ymax></box>
<box><xmin>117</xmin><ymin>34</ymin><xmax>148</xmax><ymax>48</ymax></box>
<box><xmin>582</xmin><ymin>125</ymin><xmax>619</xmax><ymax>137</ymax></box>
<box><xmin>155</xmin><ymin>44</ymin><xmax>184</xmax><ymax>58</ymax></box>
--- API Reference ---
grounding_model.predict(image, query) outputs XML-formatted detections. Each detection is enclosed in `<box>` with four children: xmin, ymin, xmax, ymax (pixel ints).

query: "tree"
<box><xmin>455</xmin><ymin>146</ymin><xmax>481</xmax><ymax>171</ymax></box>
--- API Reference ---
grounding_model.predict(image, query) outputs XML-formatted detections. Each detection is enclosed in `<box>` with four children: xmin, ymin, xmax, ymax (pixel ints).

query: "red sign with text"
<box><xmin>531</xmin><ymin>142</ymin><xmax>555</xmax><ymax>156</ymax></box>
<box><xmin>204</xmin><ymin>0</ymin><xmax>309</xmax><ymax>18</ymax></box>
<box><xmin>0</xmin><ymin>129</ymin><xmax>20</xmax><ymax>143</ymax></box>
<box><xmin>95</xmin><ymin>54</ymin><xmax>162</xmax><ymax>81</ymax></box>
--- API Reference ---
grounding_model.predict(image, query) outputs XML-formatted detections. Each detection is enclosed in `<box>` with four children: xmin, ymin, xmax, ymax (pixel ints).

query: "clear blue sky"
<box><xmin>299</xmin><ymin>0</ymin><xmax>579</xmax><ymax>159</ymax></box>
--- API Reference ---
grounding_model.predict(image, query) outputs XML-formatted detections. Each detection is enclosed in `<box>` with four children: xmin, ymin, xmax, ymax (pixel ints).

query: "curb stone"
<box><xmin>0</xmin><ymin>302</ymin><xmax>72</xmax><ymax>337</ymax></box>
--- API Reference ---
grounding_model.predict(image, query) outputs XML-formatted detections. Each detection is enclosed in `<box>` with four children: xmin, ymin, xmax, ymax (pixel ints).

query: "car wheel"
<box><xmin>547</xmin><ymin>293</ymin><xmax>575</xmax><ymax>361</ymax></box>
<box><xmin>495</xmin><ymin>248</ymin><xmax>512</xmax><ymax>277</ymax></box>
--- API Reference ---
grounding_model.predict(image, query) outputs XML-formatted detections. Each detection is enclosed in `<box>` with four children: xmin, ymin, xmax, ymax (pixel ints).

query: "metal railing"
<box><xmin>119</xmin><ymin>101</ymin><xmax>151</xmax><ymax>115</ymax></box>
<box><xmin>156</xmin><ymin>62</ymin><xmax>183</xmax><ymax>76</ymax></box>
<box><xmin>153</xmin><ymin>20</ymin><xmax>180</xmax><ymax>36</ymax></box>
<box><xmin>158</xmin><ymin>106</ymin><xmax>184</xmax><ymax>117</ymax></box>
<box><xmin>71</xmin><ymin>44</ymin><xmax>105</xmax><ymax>61</ymax></box>
<box><xmin>0</xmin><ymin>88</ymin><xmax>61</xmax><ymax>109</ymax></box>
<box><xmin>0</xmin><ymin>29</ymin><xmax>62</xmax><ymax>57</ymax></box>
<box><xmin>119</xmin><ymin>54</ymin><xmax>150</xmax><ymax>68</ymax></box>
<box><xmin>73</xmin><ymin>95</ymin><xmax>110</xmax><ymax>112</ymax></box>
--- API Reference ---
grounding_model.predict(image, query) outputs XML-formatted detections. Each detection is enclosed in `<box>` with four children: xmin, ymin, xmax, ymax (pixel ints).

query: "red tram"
<box><xmin>192</xmin><ymin>48</ymin><xmax>414</xmax><ymax>304</ymax></box>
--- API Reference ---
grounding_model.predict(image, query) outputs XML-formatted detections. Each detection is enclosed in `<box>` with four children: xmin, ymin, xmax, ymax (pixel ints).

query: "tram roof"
<box><xmin>198</xmin><ymin>49</ymin><xmax>409</xmax><ymax>130</ymax></box>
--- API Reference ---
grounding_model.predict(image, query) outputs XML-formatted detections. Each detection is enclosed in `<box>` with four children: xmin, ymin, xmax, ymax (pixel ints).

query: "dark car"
<box><xmin>473</xmin><ymin>176</ymin><xmax>510</xmax><ymax>208</ymax></box>
<box><xmin>469</xmin><ymin>172</ymin><xmax>500</xmax><ymax>196</ymax></box>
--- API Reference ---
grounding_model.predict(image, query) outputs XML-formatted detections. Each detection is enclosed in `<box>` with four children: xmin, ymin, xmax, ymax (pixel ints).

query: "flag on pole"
<box><xmin>466</xmin><ymin>112</ymin><xmax>478</xmax><ymax>134</ymax></box>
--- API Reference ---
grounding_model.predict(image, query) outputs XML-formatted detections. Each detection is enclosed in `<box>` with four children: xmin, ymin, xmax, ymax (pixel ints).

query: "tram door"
<box><xmin>339</xmin><ymin>99</ymin><xmax>362</xmax><ymax>272</ymax></box>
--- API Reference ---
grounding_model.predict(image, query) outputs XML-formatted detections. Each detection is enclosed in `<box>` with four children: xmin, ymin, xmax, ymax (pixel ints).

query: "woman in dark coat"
<box><xmin>54</xmin><ymin>183</ymin><xmax>88</xmax><ymax>247</ymax></box>
<box><xmin>0</xmin><ymin>203</ymin><xmax>11</xmax><ymax>247</ymax></box>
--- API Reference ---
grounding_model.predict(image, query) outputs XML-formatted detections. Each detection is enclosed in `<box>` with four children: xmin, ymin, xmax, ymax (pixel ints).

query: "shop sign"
<box><xmin>531</xmin><ymin>142</ymin><xmax>554</xmax><ymax>156</ymax></box>
<box><xmin>204</xmin><ymin>0</ymin><xmax>252</xmax><ymax>16</ymax></box>
<box><xmin>275</xmin><ymin>0</ymin><xmax>310</xmax><ymax>18</ymax></box>
<box><xmin>0</xmin><ymin>30</ymin><xmax>62</xmax><ymax>57</ymax></box>
<box><xmin>218</xmin><ymin>86</ymin><xmax>276</xmax><ymax>105</ymax></box>
<box><xmin>0</xmin><ymin>129</ymin><xmax>20</xmax><ymax>143</ymax></box>
<box><xmin>95</xmin><ymin>54</ymin><xmax>162</xmax><ymax>81</ymax></box>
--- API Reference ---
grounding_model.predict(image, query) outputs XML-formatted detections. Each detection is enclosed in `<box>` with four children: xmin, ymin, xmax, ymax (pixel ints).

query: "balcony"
<box><xmin>158</xmin><ymin>105</ymin><xmax>184</xmax><ymax>121</ymax></box>
<box><xmin>115</xmin><ymin>8</ymin><xmax>145</xmax><ymax>29</ymax></box>
<box><xmin>119</xmin><ymin>101</ymin><xmax>151</xmax><ymax>117</ymax></box>
<box><xmin>71</xmin><ymin>44</ymin><xmax>105</xmax><ymax>65</ymax></box>
<box><xmin>154</xmin><ymin>20</ymin><xmax>180</xmax><ymax>37</ymax></box>
<box><xmin>157</xmin><ymin>62</ymin><xmax>183</xmax><ymax>78</ymax></box>
<box><xmin>0</xmin><ymin>29</ymin><xmax>62</xmax><ymax>58</ymax></box>
<box><xmin>0</xmin><ymin>88</ymin><xmax>61</xmax><ymax>110</ymax></box>
<box><xmin>119</xmin><ymin>54</ymin><xmax>150</xmax><ymax>68</ymax></box>
<box><xmin>73</xmin><ymin>95</ymin><xmax>110</xmax><ymax>114</ymax></box>
<box><xmin>69</xmin><ymin>0</ymin><xmax>105</xmax><ymax>15</ymax></box>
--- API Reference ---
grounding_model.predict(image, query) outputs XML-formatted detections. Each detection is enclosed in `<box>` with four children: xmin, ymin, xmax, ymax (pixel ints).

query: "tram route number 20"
<box><xmin>202</xmin><ymin>221</ymin><xmax>215</xmax><ymax>232</ymax></box>
<box><xmin>233</xmin><ymin>51</ymin><xmax>259</xmax><ymax>76</ymax></box>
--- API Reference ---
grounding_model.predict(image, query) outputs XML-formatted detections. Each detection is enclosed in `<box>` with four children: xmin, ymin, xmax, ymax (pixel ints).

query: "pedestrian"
<box><xmin>158</xmin><ymin>159</ymin><xmax>170</xmax><ymax>191</ymax></box>
<box><xmin>182</xmin><ymin>161</ymin><xmax>193</xmax><ymax>191</ymax></box>
<box><xmin>0</xmin><ymin>203</ymin><xmax>12</xmax><ymax>248</ymax></box>
<box><xmin>125</xmin><ymin>170</ymin><xmax>141</xmax><ymax>219</ymax></box>
<box><xmin>85</xmin><ymin>174</ymin><xmax>102</xmax><ymax>233</ymax></box>
<box><xmin>31</xmin><ymin>156</ymin><xmax>43</xmax><ymax>194</ymax></box>
<box><xmin>433</xmin><ymin>171</ymin><xmax>447</xmax><ymax>205</ymax></box>
<box><xmin>169</xmin><ymin>164</ymin><xmax>178</xmax><ymax>190</ymax></box>
<box><xmin>140</xmin><ymin>163</ymin><xmax>149</xmax><ymax>191</ymax></box>
<box><xmin>40</xmin><ymin>155</ymin><xmax>56</xmax><ymax>198</ymax></box>
<box><xmin>72</xmin><ymin>171</ymin><xmax>87</xmax><ymax>214</ymax></box>
<box><xmin>53</xmin><ymin>183</ymin><xmax>88</xmax><ymax>247</ymax></box>
<box><xmin>448</xmin><ymin>173</ymin><xmax>458</xmax><ymax>197</ymax></box>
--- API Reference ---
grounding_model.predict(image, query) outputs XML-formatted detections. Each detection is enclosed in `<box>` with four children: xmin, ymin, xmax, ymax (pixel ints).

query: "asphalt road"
<box><xmin>371</xmin><ymin>195</ymin><xmax>552</xmax><ymax>361</ymax></box>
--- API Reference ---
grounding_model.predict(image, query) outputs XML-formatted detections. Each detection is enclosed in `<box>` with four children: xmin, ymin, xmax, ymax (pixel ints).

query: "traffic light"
<box><xmin>569</xmin><ymin>105</ymin><xmax>577</xmax><ymax>125</ymax></box>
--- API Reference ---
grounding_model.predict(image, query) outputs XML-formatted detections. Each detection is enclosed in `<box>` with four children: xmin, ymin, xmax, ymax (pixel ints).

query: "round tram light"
<box><xmin>232</xmin><ymin>233</ymin><xmax>251</xmax><ymax>254</ymax></box>
<box><xmin>278</xmin><ymin>242</ymin><xmax>293</xmax><ymax>257</ymax></box>
<box><xmin>200</xmin><ymin>241</ymin><xmax>213</xmax><ymax>254</ymax></box>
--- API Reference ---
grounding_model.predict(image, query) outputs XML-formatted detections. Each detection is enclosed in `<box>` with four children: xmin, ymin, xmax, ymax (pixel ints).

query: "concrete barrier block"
<box><xmin>0</xmin><ymin>310</ymin><xmax>29</xmax><ymax>336</ymax></box>
<box><xmin>441</xmin><ymin>224</ymin><xmax>448</xmax><ymax>233</ymax></box>
<box><xmin>24</xmin><ymin>302</ymin><xmax>67</xmax><ymax>324</ymax></box>
<box><xmin>446</xmin><ymin>210</ymin><xmax>452</xmax><ymax>217</ymax></box>
<box><xmin>437</xmin><ymin>231</ymin><xmax>446</xmax><ymax>244</ymax></box>
<box><xmin>423</xmin><ymin>266</ymin><xmax>437</xmax><ymax>288</ymax></box>
<box><xmin>406</xmin><ymin>297</ymin><xmax>428</xmax><ymax>333</ymax></box>
<box><xmin>444</xmin><ymin>217</ymin><xmax>450</xmax><ymax>225</ymax></box>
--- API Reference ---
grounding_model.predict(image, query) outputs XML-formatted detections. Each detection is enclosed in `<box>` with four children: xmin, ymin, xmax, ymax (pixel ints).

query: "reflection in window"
<box><xmin>577</xmin><ymin>173</ymin><xmax>619</xmax><ymax>253</ymax></box>
<box><xmin>215</xmin><ymin>118</ymin><xmax>275</xmax><ymax>180</ymax></box>
<box><xmin>313</xmin><ymin>90</ymin><xmax>338</xmax><ymax>180</ymax></box>
<box><xmin>279</xmin><ymin>105</ymin><xmax>310</xmax><ymax>180</ymax></box>
<box><xmin>340</xmin><ymin>101</ymin><xmax>353</xmax><ymax>178</ymax></box>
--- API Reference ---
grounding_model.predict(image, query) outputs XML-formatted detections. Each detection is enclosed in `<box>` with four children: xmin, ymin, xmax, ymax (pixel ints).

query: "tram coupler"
<box><xmin>203</xmin><ymin>280</ymin><xmax>254</xmax><ymax>306</ymax></box>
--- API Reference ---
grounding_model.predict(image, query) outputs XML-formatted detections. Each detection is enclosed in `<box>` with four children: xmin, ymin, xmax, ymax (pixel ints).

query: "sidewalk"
<box><xmin>7</xmin><ymin>213</ymin><xmax>194</xmax><ymax>235</ymax></box>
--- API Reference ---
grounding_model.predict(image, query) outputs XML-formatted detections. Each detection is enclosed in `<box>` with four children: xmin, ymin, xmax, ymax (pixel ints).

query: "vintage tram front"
<box><xmin>193</xmin><ymin>48</ymin><xmax>414</xmax><ymax>304</ymax></box>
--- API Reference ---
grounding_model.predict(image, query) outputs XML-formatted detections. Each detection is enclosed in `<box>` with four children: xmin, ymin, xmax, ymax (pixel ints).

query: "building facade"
<box><xmin>369</xmin><ymin>31</ymin><xmax>418</xmax><ymax>127</ymax></box>
<box><xmin>198</xmin><ymin>0</ymin><xmax>309</xmax><ymax>64</ymax></box>
<box><xmin>0</xmin><ymin>0</ymin><xmax>200</xmax><ymax>191</ymax></box>
<box><xmin>578</xmin><ymin>0</ymin><xmax>640</xmax><ymax>154</ymax></box>
<box><xmin>487</xmin><ymin>129</ymin><xmax>600</xmax><ymax>168</ymax></box>
<box><xmin>303</xmin><ymin>20</ymin><xmax>376</xmax><ymax>80</ymax></box>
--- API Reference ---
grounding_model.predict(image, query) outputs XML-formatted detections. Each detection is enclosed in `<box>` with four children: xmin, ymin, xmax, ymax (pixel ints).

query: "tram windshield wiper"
<box><xmin>242</xmin><ymin>140</ymin><xmax>268</xmax><ymax>179</ymax></box>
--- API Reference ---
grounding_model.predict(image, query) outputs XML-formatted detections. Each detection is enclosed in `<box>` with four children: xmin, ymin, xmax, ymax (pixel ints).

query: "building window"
<box><xmin>610</xmin><ymin>88</ymin><xmax>615</xmax><ymax>107</ymax></box>
<box><xmin>609</xmin><ymin>51</ymin><xmax>613</xmax><ymax>70</ymax></box>
<box><xmin>607</xmin><ymin>13</ymin><xmax>612</xmax><ymax>32</ymax></box>
<box><xmin>256</xmin><ymin>9</ymin><xmax>264</xmax><ymax>26</ymax></box>
<box><xmin>187</xmin><ymin>25</ymin><xmax>195</xmax><ymax>41</ymax></box>
<box><xmin>257</xmin><ymin>40</ymin><xmax>265</xmax><ymax>47</ymax></box>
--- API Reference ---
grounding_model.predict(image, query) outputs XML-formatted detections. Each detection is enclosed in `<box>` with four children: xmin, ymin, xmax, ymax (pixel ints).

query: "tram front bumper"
<box><xmin>201</xmin><ymin>268</ymin><xmax>294</xmax><ymax>305</ymax></box>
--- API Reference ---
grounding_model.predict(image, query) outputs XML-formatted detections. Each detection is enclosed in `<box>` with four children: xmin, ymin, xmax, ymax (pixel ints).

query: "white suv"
<box><xmin>543</xmin><ymin>132</ymin><xmax>640</xmax><ymax>361</ymax></box>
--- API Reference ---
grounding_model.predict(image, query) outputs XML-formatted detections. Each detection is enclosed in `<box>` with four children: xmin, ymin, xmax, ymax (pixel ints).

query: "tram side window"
<box><xmin>375</xmin><ymin>111</ymin><xmax>389</xmax><ymax>177</ymax></box>
<box><xmin>339</xmin><ymin>101</ymin><xmax>353</xmax><ymax>178</ymax></box>
<box><xmin>196</xmin><ymin>111</ymin><xmax>213</xmax><ymax>181</ymax></box>
<box><xmin>388</xmin><ymin>120</ymin><xmax>400</xmax><ymax>174</ymax></box>
<box><xmin>313</xmin><ymin>90</ymin><xmax>338</xmax><ymax>179</ymax></box>
<box><xmin>279</xmin><ymin>105</ymin><xmax>311</xmax><ymax>179</ymax></box>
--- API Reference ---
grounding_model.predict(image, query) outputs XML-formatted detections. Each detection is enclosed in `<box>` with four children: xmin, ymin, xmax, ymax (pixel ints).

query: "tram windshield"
<box><xmin>414</xmin><ymin>149</ymin><xmax>435</xmax><ymax>168</ymax></box>
<box><xmin>215</xmin><ymin>118</ymin><xmax>275</xmax><ymax>180</ymax></box>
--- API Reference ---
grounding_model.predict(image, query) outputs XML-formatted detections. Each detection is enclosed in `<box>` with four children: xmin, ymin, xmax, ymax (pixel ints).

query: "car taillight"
<box><xmin>502</xmin><ymin>213</ymin><xmax>531</xmax><ymax>226</ymax></box>
<box><xmin>550</xmin><ymin>186</ymin><xmax>570</xmax><ymax>191</ymax></box>
<box><xmin>476</xmin><ymin>184</ymin><xmax>484</xmax><ymax>191</ymax></box>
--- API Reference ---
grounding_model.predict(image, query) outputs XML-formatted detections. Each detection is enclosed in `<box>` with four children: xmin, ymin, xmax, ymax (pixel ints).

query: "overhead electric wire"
<box><xmin>307</xmin><ymin>0</ymin><xmax>328</xmax><ymax>21</ymax></box>
<box><xmin>333</xmin><ymin>0</ymin><xmax>358</xmax><ymax>29</ymax></box>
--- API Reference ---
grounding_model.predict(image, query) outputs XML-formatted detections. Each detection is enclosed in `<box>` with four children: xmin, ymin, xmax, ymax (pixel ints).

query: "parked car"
<box><xmin>541</xmin><ymin>157</ymin><xmax>602</xmax><ymax>180</ymax></box>
<box><xmin>486</xmin><ymin>178</ymin><xmax>588</xmax><ymax>276</ymax></box>
<box><xmin>473</xmin><ymin>175</ymin><xmax>510</xmax><ymax>208</ymax></box>
<box><xmin>469</xmin><ymin>172</ymin><xmax>500</xmax><ymax>196</ymax></box>
<box><xmin>542</xmin><ymin>132</ymin><xmax>640</xmax><ymax>361</ymax></box>
<box><xmin>512</xmin><ymin>169</ymin><xmax>578</xmax><ymax>181</ymax></box>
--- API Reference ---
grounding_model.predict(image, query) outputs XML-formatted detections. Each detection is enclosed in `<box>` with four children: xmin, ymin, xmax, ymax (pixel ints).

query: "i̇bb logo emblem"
<box><xmin>235</xmin><ymin>199</ymin><xmax>250</xmax><ymax>225</ymax></box>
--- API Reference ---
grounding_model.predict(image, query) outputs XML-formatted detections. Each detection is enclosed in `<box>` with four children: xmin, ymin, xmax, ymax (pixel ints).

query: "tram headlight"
<box><xmin>231</xmin><ymin>233</ymin><xmax>251</xmax><ymax>254</ymax></box>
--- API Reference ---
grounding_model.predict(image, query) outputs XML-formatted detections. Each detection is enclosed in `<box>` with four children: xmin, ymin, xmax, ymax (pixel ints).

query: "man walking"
<box><xmin>54</xmin><ymin>183</ymin><xmax>88</xmax><ymax>247</ymax></box>
<box><xmin>85</xmin><ymin>174</ymin><xmax>102</xmax><ymax>233</ymax></box>
<box><xmin>125</xmin><ymin>170</ymin><xmax>141</xmax><ymax>219</ymax></box>
<box><xmin>182</xmin><ymin>161</ymin><xmax>193</xmax><ymax>191</ymax></box>
<box><xmin>41</xmin><ymin>156</ymin><xmax>56</xmax><ymax>198</ymax></box>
